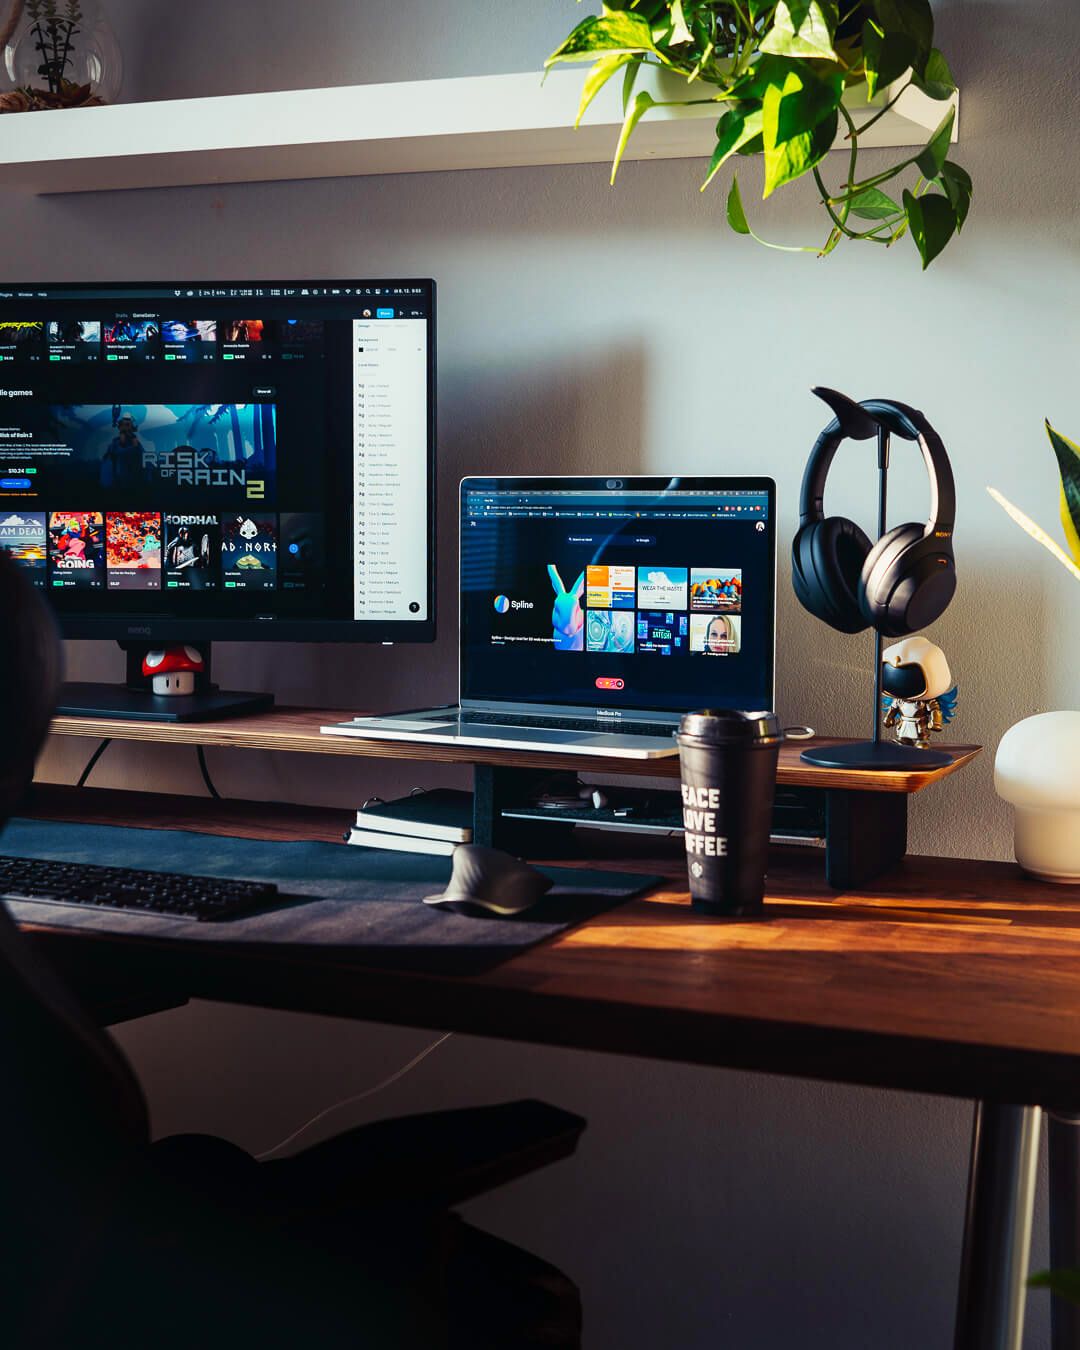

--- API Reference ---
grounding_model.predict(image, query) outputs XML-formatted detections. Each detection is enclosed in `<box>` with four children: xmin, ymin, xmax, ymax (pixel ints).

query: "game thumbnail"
<box><xmin>586</xmin><ymin>564</ymin><xmax>635</xmax><ymax>610</ymax></box>
<box><xmin>222</xmin><ymin>514</ymin><xmax>277</xmax><ymax>590</ymax></box>
<box><xmin>636</xmin><ymin>610</ymin><xmax>688</xmax><ymax>655</ymax></box>
<box><xmin>690</xmin><ymin>613</ymin><xmax>741</xmax><ymax>656</ymax></box>
<box><xmin>279</xmin><ymin>512</ymin><xmax>325</xmax><ymax>590</ymax></box>
<box><xmin>0</xmin><ymin>320</ymin><xmax>43</xmax><ymax>362</ymax></box>
<box><xmin>106</xmin><ymin>511</ymin><xmax>162</xmax><ymax>590</ymax></box>
<box><xmin>690</xmin><ymin>568</ymin><xmax>742</xmax><ymax>613</ymax></box>
<box><xmin>276</xmin><ymin>319</ymin><xmax>324</xmax><ymax>361</ymax></box>
<box><xmin>46</xmin><ymin>320</ymin><xmax>101</xmax><ymax>363</ymax></box>
<box><xmin>48</xmin><ymin>512</ymin><xmax>104</xmax><ymax>589</ymax></box>
<box><xmin>163</xmin><ymin>514</ymin><xmax>220</xmax><ymax>590</ymax></box>
<box><xmin>585</xmin><ymin>608</ymin><xmax>635</xmax><ymax>655</ymax></box>
<box><xmin>49</xmin><ymin>403</ymin><xmax>277</xmax><ymax>506</ymax></box>
<box><xmin>161</xmin><ymin>320</ymin><xmax>217</xmax><ymax>363</ymax></box>
<box><xmin>103</xmin><ymin>317</ymin><xmax>159</xmax><ymax>362</ymax></box>
<box><xmin>0</xmin><ymin>510</ymin><xmax>46</xmax><ymax>585</ymax></box>
<box><xmin>637</xmin><ymin>566</ymin><xmax>688</xmax><ymax>610</ymax></box>
<box><xmin>221</xmin><ymin>319</ymin><xmax>270</xmax><ymax>362</ymax></box>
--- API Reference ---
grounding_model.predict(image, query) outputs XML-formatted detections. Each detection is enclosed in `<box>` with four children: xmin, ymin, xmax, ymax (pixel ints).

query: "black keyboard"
<box><xmin>0</xmin><ymin>855</ymin><xmax>279</xmax><ymax>923</ymax></box>
<box><xmin>460</xmin><ymin>713</ymin><xmax>677</xmax><ymax>738</ymax></box>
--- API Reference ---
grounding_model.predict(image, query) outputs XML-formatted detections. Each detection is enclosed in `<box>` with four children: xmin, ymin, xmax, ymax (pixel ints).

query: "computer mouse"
<box><xmin>423</xmin><ymin>845</ymin><xmax>552</xmax><ymax>918</ymax></box>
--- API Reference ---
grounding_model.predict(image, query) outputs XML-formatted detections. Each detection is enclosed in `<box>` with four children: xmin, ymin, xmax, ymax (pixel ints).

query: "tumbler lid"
<box><xmin>677</xmin><ymin>709</ymin><xmax>783</xmax><ymax>745</ymax></box>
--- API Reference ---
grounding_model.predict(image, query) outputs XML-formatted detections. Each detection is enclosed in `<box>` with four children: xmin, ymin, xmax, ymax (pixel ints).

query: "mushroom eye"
<box><xmin>144</xmin><ymin>650</ymin><xmax>165</xmax><ymax>670</ymax></box>
<box><xmin>183</xmin><ymin>645</ymin><xmax>202</xmax><ymax>665</ymax></box>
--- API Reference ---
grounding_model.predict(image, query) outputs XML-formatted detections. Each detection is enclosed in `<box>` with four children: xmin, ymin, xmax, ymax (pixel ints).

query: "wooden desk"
<box><xmin>47</xmin><ymin>707</ymin><xmax>981</xmax><ymax>889</ymax></box>
<box><xmin>15</xmin><ymin>785</ymin><xmax>1063</xmax><ymax>1350</ymax></box>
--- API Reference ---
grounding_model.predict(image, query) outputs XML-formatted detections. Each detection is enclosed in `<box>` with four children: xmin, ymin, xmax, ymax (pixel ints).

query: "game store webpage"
<box><xmin>0</xmin><ymin>284</ymin><xmax>430</xmax><ymax>625</ymax></box>
<box><xmin>461</xmin><ymin>487</ymin><xmax>772</xmax><ymax>714</ymax></box>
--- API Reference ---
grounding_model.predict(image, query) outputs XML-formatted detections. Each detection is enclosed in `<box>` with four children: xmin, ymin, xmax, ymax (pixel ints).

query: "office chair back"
<box><xmin>0</xmin><ymin>555</ymin><xmax>151</xmax><ymax>1276</ymax></box>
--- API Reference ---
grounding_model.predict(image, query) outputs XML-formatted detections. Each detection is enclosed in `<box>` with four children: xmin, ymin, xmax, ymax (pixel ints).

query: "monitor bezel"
<box><xmin>458</xmin><ymin>474</ymin><xmax>777</xmax><ymax>720</ymax></box>
<box><xmin>0</xmin><ymin>278</ymin><xmax>437</xmax><ymax>645</ymax></box>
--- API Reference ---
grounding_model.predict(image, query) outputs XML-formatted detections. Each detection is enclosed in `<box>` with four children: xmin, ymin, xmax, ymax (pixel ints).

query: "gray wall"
<box><xmin>9</xmin><ymin>1</ymin><xmax>1078</xmax><ymax>1343</ymax></box>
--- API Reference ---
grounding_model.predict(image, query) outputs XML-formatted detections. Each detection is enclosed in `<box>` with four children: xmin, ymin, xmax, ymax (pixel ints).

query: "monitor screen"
<box><xmin>460</xmin><ymin>476</ymin><xmax>775</xmax><ymax>717</ymax></box>
<box><xmin>0</xmin><ymin>279</ymin><xmax>436</xmax><ymax>643</ymax></box>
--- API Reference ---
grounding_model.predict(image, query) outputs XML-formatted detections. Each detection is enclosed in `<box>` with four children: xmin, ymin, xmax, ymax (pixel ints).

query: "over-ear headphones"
<box><xmin>791</xmin><ymin>388</ymin><xmax>956</xmax><ymax>639</ymax></box>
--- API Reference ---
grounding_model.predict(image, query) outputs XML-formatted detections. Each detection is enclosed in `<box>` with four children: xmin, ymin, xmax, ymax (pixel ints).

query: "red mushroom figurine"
<box><xmin>142</xmin><ymin>645</ymin><xmax>205</xmax><ymax>696</ymax></box>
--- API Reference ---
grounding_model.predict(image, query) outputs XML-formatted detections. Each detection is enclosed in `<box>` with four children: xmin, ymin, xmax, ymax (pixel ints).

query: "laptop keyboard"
<box><xmin>460</xmin><ymin>712</ymin><xmax>677</xmax><ymax>739</ymax></box>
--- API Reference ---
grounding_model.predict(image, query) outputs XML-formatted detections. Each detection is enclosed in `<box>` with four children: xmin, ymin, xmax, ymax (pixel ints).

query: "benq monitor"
<box><xmin>0</xmin><ymin>279</ymin><xmax>436</xmax><ymax>653</ymax></box>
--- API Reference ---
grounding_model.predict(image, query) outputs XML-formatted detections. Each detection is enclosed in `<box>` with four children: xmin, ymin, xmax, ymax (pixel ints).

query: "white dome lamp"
<box><xmin>995</xmin><ymin>711</ymin><xmax>1080</xmax><ymax>883</ymax></box>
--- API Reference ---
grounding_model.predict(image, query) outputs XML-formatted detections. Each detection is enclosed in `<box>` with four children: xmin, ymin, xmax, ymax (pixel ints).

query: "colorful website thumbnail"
<box><xmin>637</xmin><ymin>566</ymin><xmax>688</xmax><ymax>610</ymax></box>
<box><xmin>222</xmin><ymin>514</ymin><xmax>277</xmax><ymax>590</ymax></box>
<box><xmin>586</xmin><ymin>563</ymin><xmax>635</xmax><ymax>610</ymax></box>
<box><xmin>637</xmin><ymin>610</ymin><xmax>688</xmax><ymax>655</ymax></box>
<box><xmin>0</xmin><ymin>510</ymin><xmax>46</xmax><ymax>584</ymax></box>
<box><xmin>106</xmin><ymin>511</ymin><xmax>162</xmax><ymax>590</ymax></box>
<box><xmin>48</xmin><ymin>511</ymin><xmax>104</xmax><ymax>589</ymax></box>
<box><xmin>548</xmin><ymin>563</ymin><xmax>584</xmax><ymax>651</ymax></box>
<box><xmin>585</xmin><ymin>607</ymin><xmax>635</xmax><ymax>654</ymax></box>
<box><xmin>164</xmin><ymin>514</ymin><xmax>220</xmax><ymax>590</ymax></box>
<box><xmin>690</xmin><ymin>567</ymin><xmax>742</xmax><ymax>612</ymax></box>
<box><xmin>690</xmin><ymin>612</ymin><xmax>741</xmax><ymax>655</ymax></box>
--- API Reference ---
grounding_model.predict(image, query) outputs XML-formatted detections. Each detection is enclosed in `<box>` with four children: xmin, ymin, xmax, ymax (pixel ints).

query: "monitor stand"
<box><xmin>57</xmin><ymin>642</ymin><xmax>275</xmax><ymax>724</ymax></box>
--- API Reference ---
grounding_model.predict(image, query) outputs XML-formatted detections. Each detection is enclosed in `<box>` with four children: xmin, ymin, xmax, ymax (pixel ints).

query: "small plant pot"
<box><xmin>995</xmin><ymin>711</ymin><xmax>1080</xmax><ymax>883</ymax></box>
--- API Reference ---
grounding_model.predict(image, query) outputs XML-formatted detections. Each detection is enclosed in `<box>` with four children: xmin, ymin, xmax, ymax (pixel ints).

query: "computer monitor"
<box><xmin>0</xmin><ymin>279</ymin><xmax>436</xmax><ymax>718</ymax></box>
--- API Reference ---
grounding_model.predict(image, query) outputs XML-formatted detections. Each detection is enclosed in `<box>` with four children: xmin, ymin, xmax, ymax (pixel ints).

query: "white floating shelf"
<box><xmin>0</xmin><ymin>67</ymin><xmax>958</xmax><ymax>196</ymax></box>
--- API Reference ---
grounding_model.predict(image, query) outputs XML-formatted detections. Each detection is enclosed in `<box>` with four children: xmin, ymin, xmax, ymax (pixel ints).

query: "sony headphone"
<box><xmin>791</xmin><ymin>388</ymin><xmax>956</xmax><ymax>639</ymax></box>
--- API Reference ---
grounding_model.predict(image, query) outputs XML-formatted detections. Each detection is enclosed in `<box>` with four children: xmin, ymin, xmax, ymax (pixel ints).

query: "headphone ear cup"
<box><xmin>792</xmin><ymin>517</ymin><xmax>872</xmax><ymax>633</ymax></box>
<box><xmin>860</xmin><ymin>522</ymin><xmax>954</xmax><ymax>636</ymax></box>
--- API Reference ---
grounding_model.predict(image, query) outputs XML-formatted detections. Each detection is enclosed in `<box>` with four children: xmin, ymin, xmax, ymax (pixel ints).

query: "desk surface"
<box><xmin>18</xmin><ymin>784</ymin><xmax>1080</xmax><ymax>1111</ymax></box>
<box><xmin>48</xmin><ymin>706</ymin><xmax>981</xmax><ymax>792</ymax></box>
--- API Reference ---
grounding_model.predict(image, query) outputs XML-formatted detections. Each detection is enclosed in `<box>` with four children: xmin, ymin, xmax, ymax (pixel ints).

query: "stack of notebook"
<box><xmin>345</xmin><ymin>789</ymin><xmax>473</xmax><ymax>856</ymax></box>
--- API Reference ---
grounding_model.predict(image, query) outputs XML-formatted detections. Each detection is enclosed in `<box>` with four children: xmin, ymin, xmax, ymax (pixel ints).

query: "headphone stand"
<box><xmin>802</xmin><ymin>422</ymin><xmax>951</xmax><ymax>772</ymax></box>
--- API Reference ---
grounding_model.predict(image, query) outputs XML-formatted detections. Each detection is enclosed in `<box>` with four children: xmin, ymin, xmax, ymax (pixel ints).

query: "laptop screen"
<box><xmin>460</xmin><ymin>476</ymin><xmax>775</xmax><ymax>719</ymax></box>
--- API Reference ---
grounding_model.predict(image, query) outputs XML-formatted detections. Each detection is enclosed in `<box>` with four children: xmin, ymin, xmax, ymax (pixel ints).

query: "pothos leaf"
<box><xmin>762</xmin><ymin>70</ymin><xmax>838</xmax><ymax>197</ymax></box>
<box><xmin>1046</xmin><ymin>421</ymin><xmax>1080</xmax><ymax>567</ymax></box>
<box><xmin>861</xmin><ymin>19</ymin><xmax>916</xmax><ymax>101</ymax></box>
<box><xmin>611</xmin><ymin>90</ymin><xmax>656</xmax><ymax>183</ymax></box>
<box><xmin>847</xmin><ymin>186</ymin><xmax>901</xmax><ymax>220</ymax></box>
<box><xmin>760</xmin><ymin>0</ymin><xmax>839</xmax><ymax>61</ymax></box>
<box><xmin>701</xmin><ymin>107</ymin><xmax>765</xmax><ymax>191</ymax></box>
<box><xmin>915</xmin><ymin>106</ymin><xmax>955</xmax><ymax>179</ymax></box>
<box><xmin>575</xmin><ymin>52</ymin><xmax>636</xmax><ymax>128</ymax></box>
<box><xmin>903</xmin><ymin>189</ymin><xmax>956</xmax><ymax>269</ymax></box>
<box><xmin>935</xmin><ymin>159</ymin><xmax>972</xmax><ymax>231</ymax></box>
<box><xmin>726</xmin><ymin>175</ymin><xmax>752</xmax><ymax>234</ymax></box>
<box><xmin>912</xmin><ymin>47</ymin><xmax>956</xmax><ymax>100</ymax></box>
<box><xmin>546</xmin><ymin>11</ymin><xmax>658</xmax><ymax>65</ymax></box>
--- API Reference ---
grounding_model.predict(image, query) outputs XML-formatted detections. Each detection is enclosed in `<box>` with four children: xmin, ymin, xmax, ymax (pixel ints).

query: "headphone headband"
<box><xmin>798</xmin><ymin>393</ymin><xmax>956</xmax><ymax>537</ymax></box>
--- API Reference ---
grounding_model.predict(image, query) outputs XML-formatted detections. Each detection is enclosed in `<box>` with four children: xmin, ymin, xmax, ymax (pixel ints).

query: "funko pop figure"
<box><xmin>881</xmin><ymin>635</ymin><xmax>958</xmax><ymax>750</ymax></box>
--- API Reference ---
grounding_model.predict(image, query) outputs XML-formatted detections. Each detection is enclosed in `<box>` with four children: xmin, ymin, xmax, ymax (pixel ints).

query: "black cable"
<box><xmin>76</xmin><ymin>738</ymin><xmax>112</xmax><ymax>788</ymax></box>
<box><xmin>195</xmin><ymin>745</ymin><xmax>221</xmax><ymax>799</ymax></box>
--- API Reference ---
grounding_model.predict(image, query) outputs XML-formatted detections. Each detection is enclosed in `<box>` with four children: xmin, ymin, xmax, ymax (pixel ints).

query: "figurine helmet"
<box><xmin>881</xmin><ymin>635</ymin><xmax>952</xmax><ymax>700</ymax></box>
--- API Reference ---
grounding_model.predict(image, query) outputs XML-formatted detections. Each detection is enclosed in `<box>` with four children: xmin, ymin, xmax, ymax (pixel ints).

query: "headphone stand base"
<box><xmin>801</xmin><ymin>741</ymin><xmax>952</xmax><ymax>771</ymax></box>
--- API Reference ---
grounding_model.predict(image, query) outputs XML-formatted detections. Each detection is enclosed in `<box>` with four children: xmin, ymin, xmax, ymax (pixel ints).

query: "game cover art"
<box><xmin>47</xmin><ymin>403</ymin><xmax>277</xmax><ymax>506</ymax></box>
<box><xmin>0</xmin><ymin>510</ymin><xmax>46</xmax><ymax>584</ymax></box>
<box><xmin>48</xmin><ymin>511</ymin><xmax>104</xmax><ymax>589</ymax></box>
<box><xmin>161</xmin><ymin>320</ymin><xmax>217</xmax><ymax>363</ymax></box>
<box><xmin>221</xmin><ymin>514</ymin><xmax>277</xmax><ymax>590</ymax></box>
<box><xmin>164</xmin><ymin>514</ymin><xmax>220</xmax><ymax>590</ymax></box>
<box><xmin>106</xmin><ymin>511</ymin><xmax>162</xmax><ymax>590</ymax></box>
<box><xmin>0</xmin><ymin>320</ymin><xmax>44</xmax><ymax>360</ymax></box>
<box><xmin>46</xmin><ymin>320</ymin><xmax>102</xmax><ymax>362</ymax></box>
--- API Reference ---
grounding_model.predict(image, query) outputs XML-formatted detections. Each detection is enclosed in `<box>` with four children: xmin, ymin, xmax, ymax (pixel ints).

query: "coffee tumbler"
<box><xmin>677</xmin><ymin>709</ymin><xmax>783</xmax><ymax>916</ymax></box>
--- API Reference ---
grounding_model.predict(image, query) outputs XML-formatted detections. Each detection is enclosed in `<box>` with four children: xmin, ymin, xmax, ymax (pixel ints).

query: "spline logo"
<box><xmin>494</xmin><ymin>594</ymin><xmax>510</xmax><ymax>614</ymax></box>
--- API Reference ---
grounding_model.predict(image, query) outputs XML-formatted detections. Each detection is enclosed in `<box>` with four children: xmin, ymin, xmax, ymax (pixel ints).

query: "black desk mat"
<box><xmin>0</xmin><ymin>819</ymin><xmax>661</xmax><ymax>975</ymax></box>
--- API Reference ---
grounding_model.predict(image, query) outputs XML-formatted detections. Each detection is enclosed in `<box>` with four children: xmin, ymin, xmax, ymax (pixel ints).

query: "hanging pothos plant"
<box><xmin>546</xmin><ymin>1</ymin><xmax>969</xmax><ymax>267</ymax></box>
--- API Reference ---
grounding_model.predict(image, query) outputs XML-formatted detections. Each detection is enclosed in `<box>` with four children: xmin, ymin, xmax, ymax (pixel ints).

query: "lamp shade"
<box><xmin>995</xmin><ymin>711</ymin><xmax>1080</xmax><ymax>882</ymax></box>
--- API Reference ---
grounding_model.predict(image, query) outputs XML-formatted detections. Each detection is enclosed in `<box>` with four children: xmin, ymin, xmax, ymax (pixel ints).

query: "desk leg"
<box><xmin>954</xmin><ymin>1102</ymin><xmax>1041</xmax><ymax>1350</ymax></box>
<box><xmin>1048</xmin><ymin>1111</ymin><xmax>1080</xmax><ymax>1350</ymax></box>
<box><xmin>472</xmin><ymin>765</ymin><xmax>576</xmax><ymax>855</ymax></box>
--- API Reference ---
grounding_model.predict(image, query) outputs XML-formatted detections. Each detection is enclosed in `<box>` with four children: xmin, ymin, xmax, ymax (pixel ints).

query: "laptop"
<box><xmin>322</xmin><ymin>475</ymin><xmax>776</xmax><ymax>759</ymax></box>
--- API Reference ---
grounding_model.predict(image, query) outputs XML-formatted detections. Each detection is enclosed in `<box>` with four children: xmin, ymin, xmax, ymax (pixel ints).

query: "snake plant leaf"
<box><xmin>701</xmin><ymin>106</ymin><xmax>764</xmax><ymax>190</ymax></box>
<box><xmin>726</xmin><ymin>175</ymin><xmax>752</xmax><ymax>234</ymax></box>
<box><xmin>1029</xmin><ymin>1270</ymin><xmax>1080</xmax><ymax>1307</ymax></box>
<box><xmin>546</xmin><ymin>11</ymin><xmax>659</xmax><ymax>65</ymax></box>
<box><xmin>861</xmin><ymin>20</ymin><xmax>916</xmax><ymax>101</ymax></box>
<box><xmin>935</xmin><ymin>160</ymin><xmax>972</xmax><ymax>231</ymax></box>
<box><xmin>1046</xmin><ymin>421</ymin><xmax>1080</xmax><ymax>567</ymax></box>
<box><xmin>760</xmin><ymin>1</ymin><xmax>839</xmax><ymax>61</ymax></box>
<box><xmin>913</xmin><ymin>48</ymin><xmax>957</xmax><ymax>100</ymax></box>
<box><xmin>903</xmin><ymin>189</ymin><xmax>956</xmax><ymax>269</ymax></box>
<box><xmin>611</xmin><ymin>90</ymin><xmax>656</xmax><ymax>182</ymax></box>
<box><xmin>575</xmin><ymin>52</ymin><xmax>637</xmax><ymax>127</ymax></box>
<box><xmin>915</xmin><ymin>106</ymin><xmax>955</xmax><ymax>178</ymax></box>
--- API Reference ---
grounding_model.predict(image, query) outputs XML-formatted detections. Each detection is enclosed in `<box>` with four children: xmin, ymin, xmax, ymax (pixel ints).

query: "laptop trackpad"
<box><xmin>463</xmin><ymin>726</ymin><xmax>595</xmax><ymax>745</ymax></box>
<box><xmin>362</xmin><ymin>718</ymin><xmax>456</xmax><ymax>731</ymax></box>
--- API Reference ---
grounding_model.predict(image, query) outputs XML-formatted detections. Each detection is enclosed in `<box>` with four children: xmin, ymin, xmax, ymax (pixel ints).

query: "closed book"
<box><xmin>355</xmin><ymin>789</ymin><xmax>472</xmax><ymax>843</ymax></box>
<box><xmin>345</xmin><ymin>826</ymin><xmax>458</xmax><ymax>857</ymax></box>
